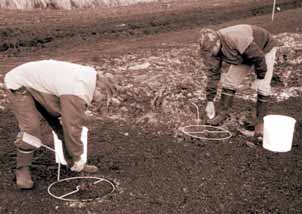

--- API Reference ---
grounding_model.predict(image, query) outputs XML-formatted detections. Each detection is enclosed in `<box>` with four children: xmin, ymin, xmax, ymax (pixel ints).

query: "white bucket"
<box><xmin>263</xmin><ymin>115</ymin><xmax>296</xmax><ymax>152</ymax></box>
<box><xmin>53</xmin><ymin>127</ymin><xmax>88</xmax><ymax>165</ymax></box>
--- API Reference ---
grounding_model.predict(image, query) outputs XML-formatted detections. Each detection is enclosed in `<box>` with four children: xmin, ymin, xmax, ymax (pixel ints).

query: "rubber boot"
<box><xmin>254</xmin><ymin>94</ymin><xmax>270</xmax><ymax>138</ymax></box>
<box><xmin>207</xmin><ymin>88</ymin><xmax>235</xmax><ymax>126</ymax></box>
<box><xmin>16</xmin><ymin>149</ymin><xmax>34</xmax><ymax>189</ymax></box>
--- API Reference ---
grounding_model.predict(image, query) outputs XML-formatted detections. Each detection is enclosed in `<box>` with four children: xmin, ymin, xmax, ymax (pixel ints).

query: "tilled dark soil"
<box><xmin>1</xmin><ymin>1</ymin><xmax>302</xmax><ymax>213</ymax></box>
<box><xmin>1</xmin><ymin>97</ymin><xmax>302</xmax><ymax>214</ymax></box>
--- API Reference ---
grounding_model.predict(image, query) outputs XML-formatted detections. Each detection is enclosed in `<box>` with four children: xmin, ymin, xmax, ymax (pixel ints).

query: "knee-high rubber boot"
<box><xmin>254</xmin><ymin>94</ymin><xmax>270</xmax><ymax>138</ymax></box>
<box><xmin>16</xmin><ymin>149</ymin><xmax>34</xmax><ymax>189</ymax></box>
<box><xmin>207</xmin><ymin>88</ymin><xmax>236</xmax><ymax>126</ymax></box>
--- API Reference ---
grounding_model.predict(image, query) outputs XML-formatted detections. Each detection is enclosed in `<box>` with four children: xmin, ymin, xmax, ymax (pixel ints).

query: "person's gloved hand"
<box><xmin>70</xmin><ymin>157</ymin><xmax>86</xmax><ymax>172</ymax></box>
<box><xmin>205</xmin><ymin>101</ymin><xmax>216</xmax><ymax>119</ymax></box>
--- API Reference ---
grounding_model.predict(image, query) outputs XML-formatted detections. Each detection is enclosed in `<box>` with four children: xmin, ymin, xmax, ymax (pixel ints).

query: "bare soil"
<box><xmin>0</xmin><ymin>0</ymin><xmax>302</xmax><ymax>213</ymax></box>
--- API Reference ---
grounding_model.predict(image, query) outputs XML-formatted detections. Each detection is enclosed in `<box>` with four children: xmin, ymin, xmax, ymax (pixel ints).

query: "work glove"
<box><xmin>205</xmin><ymin>101</ymin><xmax>216</xmax><ymax>119</ymax></box>
<box><xmin>70</xmin><ymin>157</ymin><xmax>86</xmax><ymax>172</ymax></box>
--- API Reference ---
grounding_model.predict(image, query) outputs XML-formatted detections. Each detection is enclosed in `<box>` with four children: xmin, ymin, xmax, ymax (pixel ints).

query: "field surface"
<box><xmin>1</xmin><ymin>0</ymin><xmax>302</xmax><ymax>213</ymax></box>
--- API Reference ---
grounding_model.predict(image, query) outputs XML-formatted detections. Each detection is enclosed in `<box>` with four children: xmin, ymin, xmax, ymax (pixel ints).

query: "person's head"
<box><xmin>93</xmin><ymin>72</ymin><xmax>120</xmax><ymax>109</ymax></box>
<box><xmin>199</xmin><ymin>28</ymin><xmax>221</xmax><ymax>56</ymax></box>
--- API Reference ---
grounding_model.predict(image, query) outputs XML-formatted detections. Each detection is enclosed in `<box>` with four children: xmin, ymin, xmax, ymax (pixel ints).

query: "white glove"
<box><xmin>70</xmin><ymin>157</ymin><xmax>86</xmax><ymax>172</ymax></box>
<box><xmin>205</xmin><ymin>101</ymin><xmax>216</xmax><ymax>119</ymax></box>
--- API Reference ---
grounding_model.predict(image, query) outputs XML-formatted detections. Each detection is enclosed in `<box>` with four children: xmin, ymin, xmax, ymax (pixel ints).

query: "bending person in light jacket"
<box><xmin>4</xmin><ymin>59</ymin><xmax>119</xmax><ymax>189</ymax></box>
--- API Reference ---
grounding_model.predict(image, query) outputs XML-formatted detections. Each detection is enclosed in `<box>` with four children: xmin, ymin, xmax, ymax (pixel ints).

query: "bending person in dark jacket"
<box><xmin>199</xmin><ymin>24</ymin><xmax>279</xmax><ymax>138</ymax></box>
<box><xmin>4</xmin><ymin>60</ymin><xmax>119</xmax><ymax>189</ymax></box>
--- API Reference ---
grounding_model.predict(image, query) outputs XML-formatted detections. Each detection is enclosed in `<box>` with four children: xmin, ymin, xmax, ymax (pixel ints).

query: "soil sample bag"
<box><xmin>53</xmin><ymin>127</ymin><xmax>88</xmax><ymax>165</ymax></box>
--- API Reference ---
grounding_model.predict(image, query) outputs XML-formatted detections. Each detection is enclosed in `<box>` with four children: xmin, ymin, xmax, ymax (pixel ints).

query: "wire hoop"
<box><xmin>48</xmin><ymin>176</ymin><xmax>115</xmax><ymax>202</ymax></box>
<box><xmin>180</xmin><ymin>125</ymin><xmax>232</xmax><ymax>141</ymax></box>
<box><xmin>179</xmin><ymin>102</ymin><xmax>232</xmax><ymax>141</ymax></box>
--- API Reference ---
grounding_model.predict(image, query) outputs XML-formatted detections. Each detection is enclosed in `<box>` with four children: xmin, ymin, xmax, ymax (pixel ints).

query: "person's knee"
<box><xmin>221</xmin><ymin>83</ymin><xmax>237</xmax><ymax>92</ymax></box>
<box><xmin>221</xmin><ymin>75</ymin><xmax>240</xmax><ymax>91</ymax></box>
<box><xmin>257</xmin><ymin>84</ymin><xmax>271</xmax><ymax>96</ymax></box>
<box><xmin>257</xmin><ymin>88</ymin><xmax>271</xmax><ymax>97</ymax></box>
<box><xmin>27</xmin><ymin>119</ymin><xmax>41</xmax><ymax>136</ymax></box>
<box><xmin>15</xmin><ymin>122</ymin><xmax>41</xmax><ymax>150</ymax></box>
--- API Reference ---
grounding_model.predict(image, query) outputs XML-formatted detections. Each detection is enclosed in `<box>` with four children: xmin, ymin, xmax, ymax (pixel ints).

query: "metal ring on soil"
<box><xmin>47</xmin><ymin>176</ymin><xmax>116</xmax><ymax>202</ymax></box>
<box><xmin>180</xmin><ymin>125</ymin><xmax>232</xmax><ymax>141</ymax></box>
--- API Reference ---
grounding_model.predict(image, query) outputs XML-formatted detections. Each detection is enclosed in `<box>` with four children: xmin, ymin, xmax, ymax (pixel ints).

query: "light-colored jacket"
<box><xmin>4</xmin><ymin>59</ymin><xmax>96</xmax><ymax>105</ymax></box>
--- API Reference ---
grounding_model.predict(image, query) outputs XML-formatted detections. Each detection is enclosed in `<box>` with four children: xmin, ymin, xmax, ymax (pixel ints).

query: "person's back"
<box><xmin>219</xmin><ymin>24</ymin><xmax>277</xmax><ymax>53</ymax></box>
<box><xmin>4</xmin><ymin>59</ymin><xmax>96</xmax><ymax>104</ymax></box>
